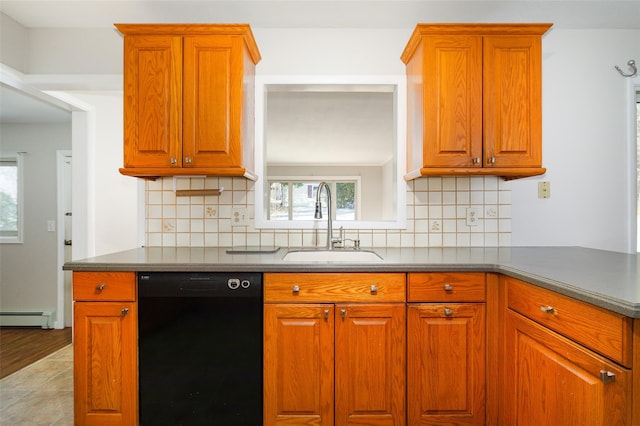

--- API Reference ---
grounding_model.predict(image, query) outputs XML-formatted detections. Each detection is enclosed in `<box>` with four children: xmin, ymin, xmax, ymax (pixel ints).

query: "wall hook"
<box><xmin>614</xmin><ymin>59</ymin><xmax>637</xmax><ymax>78</ymax></box>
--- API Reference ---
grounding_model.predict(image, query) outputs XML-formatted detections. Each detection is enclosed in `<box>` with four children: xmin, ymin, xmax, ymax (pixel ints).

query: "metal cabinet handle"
<box><xmin>340</xmin><ymin>309</ymin><xmax>347</xmax><ymax>318</ymax></box>
<box><xmin>473</xmin><ymin>157</ymin><xmax>481</xmax><ymax>164</ymax></box>
<box><xmin>95</xmin><ymin>284</ymin><xmax>105</xmax><ymax>292</ymax></box>
<box><xmin>600</xmin><ymin>370</ymin><xmax>616</xmax><ymax>383</ymax></box>
<box><xmin>444</xmin><ymin>284</ymin><xmax>453</xmax><ymax>291</ymax></box>
<box><xmin>323</xmin><ymin>309</ymin><xmax>329</xmax><ymax>319</ymax></box>
<box><xmin>185</xmin><ymin>157</ymin><xmax>192</xmax><ymax>165</ymax></box>
<box><xmin>540</xmin><ymin>305</ymin><xmax>555</xmax><ymax>314</ymax></box>
<box><xmin>121</xmin><ymin>308</ymin><xmax>129</xmax><ymax>317</ymax></box>
<box><xmin>488</xmin><ymin>156</ymin><xmax>496</xmax><ymax>165</ymax></box>
<box><xmin>444</xmin><ymin>308</ymin><xmax>454</xmax><ymax>317</ymax></box>
<box><xmin>170</xmin><ymin>157</ymin><xmax>177</xmax><ymax>165</ymax></box>
<box><xmin>370</xmin><ymin>285</ymin><xmax>378</xmax><ymax>293</ymax></box>
<box><xmin>292</xmin><ymin>285</ymin><xmax>300</xmax><ymax>293</ymax></box>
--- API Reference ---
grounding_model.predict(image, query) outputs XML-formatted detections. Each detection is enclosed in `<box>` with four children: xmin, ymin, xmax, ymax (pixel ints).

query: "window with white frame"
<box><xmin>0</xmin><ymin>155</ymin><xmax>23</xmax><ymax>243</ymax></box>
<box><xmin>268</xmin><ymin>178</ymin><xmax>358</xmax><ymax>221</ymax></box>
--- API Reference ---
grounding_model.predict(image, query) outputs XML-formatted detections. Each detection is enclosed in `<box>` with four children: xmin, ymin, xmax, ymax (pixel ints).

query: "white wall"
<box><xmin>15</xmin><ymin>21</ymin><xmax>640</xmax><ymax>253</ymax></box>
<box><xmin>511</xmin><ymin>29</ymin><xmax>640</xmax><ymax>253</ymax></box>
<box><xmin>65</xmin><ymin>91</ymin><xmax>139</xmax><ymax>256</ymax></box>
<box><xmin>0</xmin><ymin>13</ymin><xmax>28</xmax><ymax>72</ymax></box>
<box><xmin>27</xmin><ymin>27</ymin><xmax>122</xmax><ymax>75</ymax></box>
<box><xmin>0</xmin><ymin>123</ymin><xmax>71</xmax><ymax>317</ymax></box>
<box><xmin>254</xmin><ymin>28</ymin><xmax>408</xmax><ymax>76</ymax></box>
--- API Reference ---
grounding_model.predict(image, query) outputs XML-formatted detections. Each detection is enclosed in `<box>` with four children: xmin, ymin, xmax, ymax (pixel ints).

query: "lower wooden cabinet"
<box><xmin>263</xmin><ymin>304</ymin><xmax>335</xmax><ymax>425</ymax></box>
<box><xmin>504</xmin><ymin>310</ymin><xmax>632</xmax><ymax>425</ymax></box>
<box><xmin>408</xmin><ymin>304</ymin><xmax>486</xmax><ymax>425</ymax></box>
<box><xmin>73</xmin><ymin>272</ymin><xmax>138</xmax><ymax>426</ymax></box>
<box><xmin>263</xmin><ymin>273</ymin><xmax>406</xmax><ymax>426</ymax></box>
<box><xmin>68</xmin><ymin>269</ymin><xmax>637</xmax><ymax>426</ymax></box>
<box><xmin>335</xmin><ymin>304</ymin><xmax>405</xmax><ymax>425</ymax></box>
<box><xmin>407</xmin><ymin>272</ymin><xmax>486</xmax><ymax>425</ymax></box>
<box><xmin>264</xmin><ymin>303</ymin><xmax>405</xmax><ymax>426</ymax></box>
<box><xmin>501</xmin><ymin>276</ymin><xmax>634</xmax><ymax>425</ymax></box>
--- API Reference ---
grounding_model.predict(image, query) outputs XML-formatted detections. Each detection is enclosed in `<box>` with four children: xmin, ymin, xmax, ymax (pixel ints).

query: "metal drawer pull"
<box><xmin>340</xmin><ymin>309</ymin><xmax>347</xmax><ymax>318</ymax></box>
<box><xmin>323</xmin><ymin>309</ymin><xmax>329</xmax><ymax>319</ymax></box>
<box><xmin>444</xmin><ymin>284</ymin><xmax>453</xmax><ymax>291</ymax></box>
<box><xmin>600</xmin><ymin>370</ymin><xmax>616</xmax><ymax>383</ymax></box>
<box><xmin>540</xmin><ymin>305</ymin><xmax>555</xmax><ymax>314</ymax></box>
<box><xmin>121</xmin><ymin>308</ymin><xmax>129</xmax><ymax>317</ymax></box>
<box><xmin>292</xmin><ymin>285</ymin><xmax>300</xmax><ymax>293</ymax></box>
<box><xmin>370</xmin><ymin>285</ymin><xmax>378</xmax><ymax>293</ymax></box>
<box><xmin>444</xmin><ymin>308</ymin><xmax>454</xmax><ymax>317</ymax></box>
<box><xmin>95</xmin><ymin>284</ymin><xmax>106</xmax><ymax>291</ymax></box>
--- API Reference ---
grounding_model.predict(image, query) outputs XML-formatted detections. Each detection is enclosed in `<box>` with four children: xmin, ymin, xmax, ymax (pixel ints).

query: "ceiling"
<box><xmin>0</xmin><ymin>85</ymin><xmax>71</xmax><ymax>124</ymax></box>
<box><xmin>1</xmin><ymin>0</ymin><xmax>639</xmax><ymax>30</ymax></box>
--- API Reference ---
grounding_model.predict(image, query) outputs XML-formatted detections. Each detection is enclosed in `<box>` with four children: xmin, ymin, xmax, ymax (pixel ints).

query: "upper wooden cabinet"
<box><xmin>116</xmin><ymin>24</ymin><xmax>261</xmax><ymax>179</ymax></box>
<box><xmin>401</xmin><ymin>23</ymin><xmax>552</xmax><ymax>180</ymax></box>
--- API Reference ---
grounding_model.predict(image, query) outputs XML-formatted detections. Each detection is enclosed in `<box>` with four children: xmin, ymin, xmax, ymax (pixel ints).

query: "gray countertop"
<box><xmin>64</xmin><ymin>246</ymin><xmax>640</xmax><ymax>318</ymax></box>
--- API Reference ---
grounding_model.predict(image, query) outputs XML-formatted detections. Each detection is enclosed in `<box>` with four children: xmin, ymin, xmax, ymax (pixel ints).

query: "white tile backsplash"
<box><xmin>145</xmin><ymin>176</ymin><xmax>512</xmax><ymax>248</ymax></box>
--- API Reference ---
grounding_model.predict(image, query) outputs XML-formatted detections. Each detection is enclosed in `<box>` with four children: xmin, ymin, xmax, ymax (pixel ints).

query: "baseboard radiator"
<box><xmin>0</xmin><ymin>311</ymin><xmax>54</xmax><ymax>329</ymax></box>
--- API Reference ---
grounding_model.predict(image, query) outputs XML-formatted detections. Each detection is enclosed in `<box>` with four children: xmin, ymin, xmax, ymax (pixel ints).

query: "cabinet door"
<box><xmin>74</xmin><ymin>302</ymin><xmax>137</xmax><ymax>426</ymax></box>
<box><xmin>264</xmin><ymin>304</ymin><xmax>334</xmax><ymax>426</ymax></box>
<box><xmin>183</xmin><ymin>35</ymin><xmax>244</xmax><ymax>168</ymax></box>
<box><xmin>504</xmin><ymin>310</ymin><xmax>632</xmax><ymax>426</ymax></box>
<box><xmin>408</xmin><ymin>303</ymin><xmax>486</xmax><ymax>425</ymax></box>
<box><xmin>483</xmin><ymin>35</ymin><xmax>543</xmax><ymax>168</ymax></box>
<box><xmin>123</xmin><ymin>34</ymin><xmax>182</xmax><ymax>168</ymax></box>
<box><xmin>335</xmin><ymin>304</ymin><xmax>406</xmax><ymax>426</ymax></box>
<box><xmin>421</xmin><ymin>35</ymin><xmax>483</xmax><ymax>168</ymax></box>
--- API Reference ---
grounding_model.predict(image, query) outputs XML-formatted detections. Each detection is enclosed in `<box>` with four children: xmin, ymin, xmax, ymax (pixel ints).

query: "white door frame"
<box><xmin>628</xmin><ymin>77</ymin><xmax>640</xmax><ymax>253</ymax></box>
<box><xmin>56</xmin><ymin>150</ymin><xmax>72</xmax><ymax>328</ymax></box>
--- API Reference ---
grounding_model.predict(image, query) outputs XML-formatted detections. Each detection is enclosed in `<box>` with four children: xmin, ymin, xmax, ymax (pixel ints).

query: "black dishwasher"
<box><xmin>138</xmin><ymin>272</ymin><xmax>262</xmax><ymax>425</ymax></box>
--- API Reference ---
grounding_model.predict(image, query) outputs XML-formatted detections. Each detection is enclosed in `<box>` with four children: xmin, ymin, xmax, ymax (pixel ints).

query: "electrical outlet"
<box><xmin>466</xmin><ymin>207</ymin><xmax>480</xmax><ymax>227</ymax></box>
<box><xmin>538</xmin><ymin>181</ymin><xmax>551</xmax><ymax>199</ymax></box>
<box><xmin>231</xmin><ymin>207</ymin><xmax>249</xmax><ymax>227</ymax></box>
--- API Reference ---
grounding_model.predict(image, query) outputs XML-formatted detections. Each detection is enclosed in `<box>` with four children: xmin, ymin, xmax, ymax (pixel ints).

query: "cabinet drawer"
<box><xmin>505</xmin><ymin>276</ymin><xmax>633</xmax><ymax>367</ymax></box>
<box><xmin>408</xmin><ymin>272</ymin><xmax>485</xmax><ymax>302</ymax></box>
<box><xmin>264</xmin><ymin>273</ymin><xmax>405</xmax><ymax>303</ymax></box>
<box><xmin>73</xmin><ymin>272</ymin><xmax>136</xmax><ymax>301</ymax></box>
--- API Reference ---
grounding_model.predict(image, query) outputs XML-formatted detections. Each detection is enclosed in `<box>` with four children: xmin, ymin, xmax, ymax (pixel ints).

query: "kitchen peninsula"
<box><xmin>65</xmin><ymin>246</ymin><xmax>639</xmax><ymax>425</ymax></box>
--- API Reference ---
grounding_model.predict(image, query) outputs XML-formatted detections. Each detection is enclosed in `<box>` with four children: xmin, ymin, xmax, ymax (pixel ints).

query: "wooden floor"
<box><xmin>0</xmin><ymin>327</ymin><xmax>72</xmax><ymax>379</ymax></box>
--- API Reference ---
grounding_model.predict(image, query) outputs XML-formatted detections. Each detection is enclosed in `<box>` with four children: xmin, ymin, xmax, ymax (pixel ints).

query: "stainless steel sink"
<box><xmin>282</xmin><ymin>249</ymin><xmax>383</xmax><ymax>262</ymax></box>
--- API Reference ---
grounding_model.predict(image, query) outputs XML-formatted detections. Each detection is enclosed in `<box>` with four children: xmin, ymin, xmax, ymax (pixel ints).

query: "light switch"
<box><xmin>47</xmin><ymin>220</ymin><xmax>56</xmax><ymax>232</ymax></box>
<box><xmin>538</xmin><ymin>181</ymin><xmax>551</xmax><ymax>199</ymax></box>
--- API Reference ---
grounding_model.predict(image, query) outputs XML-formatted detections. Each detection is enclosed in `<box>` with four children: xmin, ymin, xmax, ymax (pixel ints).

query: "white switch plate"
<box><xmin>47</xmin><ymin>220</ymin><xmax>56</xmax><ymax>232</ymax></box>
<box><xmin>231</xmin><ymin>207</ymin><xmax>249</xmax><ymax>227</ymax></box>
<box><xmin>466</xmin><ymin>207</ymin><xmax>480</xmax><ymax>227</ymax></box>
<box><xmin>538</xmin><ymin>181</ymin><xmax>551</xmax><ymax>199</ymax></box>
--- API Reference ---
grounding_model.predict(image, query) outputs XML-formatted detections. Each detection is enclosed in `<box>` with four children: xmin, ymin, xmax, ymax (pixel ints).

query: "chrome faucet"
<box><xmin>315</xmin><ymin>182</ymin><xmax>335</xmax><ymax>250</ymax></box>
